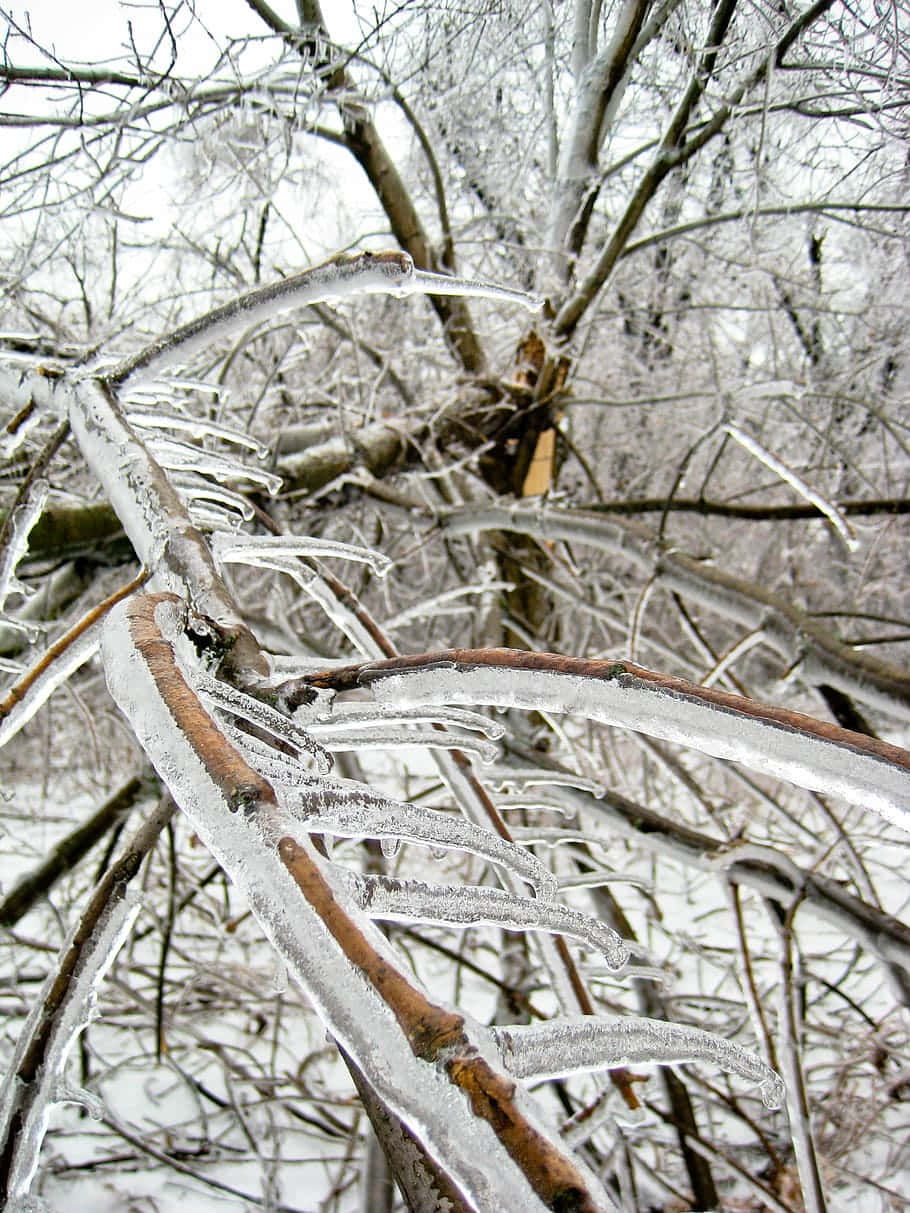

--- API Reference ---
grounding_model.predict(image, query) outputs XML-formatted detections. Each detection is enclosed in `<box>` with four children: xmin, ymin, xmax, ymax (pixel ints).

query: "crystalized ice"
<box><xmin>213</xmin><ymin>531</ymin><xmax>393</xmax><ymax>578</ymax></box>
<box><xmin>126</xmin><ymin>407</ymin><xmax>271</xmax><ymax>457</ymax></box>
<box><xmin>491</xmin><ymin>1016</ymin><xmax>785</xmax><ymax>1108</ymax></box>
<box><xmin>312</xmin><ymin>726</ymin><xmax>500</xmax><ymax>764</ymax></box>
<box><xmin>335</xmin><ymin>871</ymin><xmax>628</xmax><ymax>969</ymax></box>
<box><xmin>172</xmin><ymin>473</ymin><xmax>256</xmax><ymax>521</ymax></box>
<box><xmin>194</xmin><ymin>670</ymin><xmax>332</xmax><ymax>774</ymax></box>
<box><xmin>146</xmin><ymin>435</ymin><xmax>283</xmax><ymax>494</ymax></box>
<box><xmin>281</xmin><ymin>780</ymin><xmax>557</xmax><ymax>897</ymax></box>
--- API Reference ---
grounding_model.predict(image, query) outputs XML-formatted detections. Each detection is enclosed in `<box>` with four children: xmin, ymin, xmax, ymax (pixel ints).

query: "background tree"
<box><xmin>1</xmin><ymin>1</ymin><xmax>909</xmax><ymax>1210</ymax></box>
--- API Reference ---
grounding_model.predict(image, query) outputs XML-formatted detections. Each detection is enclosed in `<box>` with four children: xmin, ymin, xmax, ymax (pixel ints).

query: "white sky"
<box><xmin>6</xmin><ymin>1</ymin><xmax>362</xmax><ymax>67</ymax></box>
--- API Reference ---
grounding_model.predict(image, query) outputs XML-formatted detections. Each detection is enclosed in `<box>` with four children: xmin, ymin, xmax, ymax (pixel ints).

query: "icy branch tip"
<box><xmin>410</xmin><ymin>266</ymin><xmax>544</xmax><ymax>313</ymax></box>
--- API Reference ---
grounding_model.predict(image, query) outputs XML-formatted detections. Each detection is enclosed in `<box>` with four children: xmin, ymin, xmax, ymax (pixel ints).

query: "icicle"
<box><xmin>147</xmin><ymin>435</ymin><xmax>283</xmax><ymax>495</ymax></box>
<box><xmin>171</xmin><ymin>474</ymin><xmax>256</xmax><ymax>521</ymax></box>
<box><xmin>213</xmin><ymin>531</ymin><xmax>393</xmax><ymax>578</ymax></box>
<box><xmin>492</xmin><ymin>1016</ymin><xmax>785</xmax><ymax>1109</ymax></box>
<box><xmin>305</xmin><ymin>702</ymin><xmax>504</xmax><ymax>739</ymax></box>
<box><xmin>315</xmin><ymin>726</ymin><xmax>500</xmax><ymax>764</ymax></box>
<box><xmin>724</xmin><ymin>422</ymin><xmax>858</xmax><ymax>552</ymax></box>
<box><xmin>125</xmin><ymin>407</ymin><xmax>270</xmax><ymax>458</ymax></box>
<box><xmin>216</xmin><ymin>717</ymin><xmax>318</xmax><ymax>787</ymax></box>
<box><xmin>282</xmin><ymin>780</ymin><xmax>557</xmax><ymax>898</ymax></box>
<box><xmin>194</xmin><ymin>670</ymin><xmax>332</xmax><ymax>774</ymax></box>
<box><xmin>557</xmin><ymin>872</ymin><xmax>653</xmax><ymax>893</ymax></box>
<box><xmin>187</xmin><ymin>504</ymin><xmax>241</xmax><ymax>531</ymax></box>
<box><xmin>0</xmin><ymin>477</ymin><xmax>48</xmax><ymax>609</ymax></box>
<box><xmin>0</xmin><ymin>891</ymin><xmax>141</xmax><ymax>1202</ymax></box>
<box><xmin>334</xmin><ymin>871</ymin><xmax>628</xmax><ymax>968</ymax></box>
<box><xmin>487</xmin><ymin>767</ymin><xmax>606</xmax><ymax>798</ymax></box>
<box><xmin>493</xmin><ymin>794</ymin><xmax>577</xmax><ymax>817</ymax></box>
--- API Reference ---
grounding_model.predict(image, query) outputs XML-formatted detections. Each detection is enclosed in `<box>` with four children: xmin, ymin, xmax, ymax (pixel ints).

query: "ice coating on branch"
<box><xmin>410</xmin><ymin>267</ymin><xmax>543</xmax><ymax>312</ymax></box>
<box><xmin>126</xmin><ymin>407</ymin><xmax>271</xmax><ymax>458</ymax></box>
<box><xmin>335</xmin><ymin>871</ymin><xmax>628</xmax><ymax>969</ymax></box>
<box><xmin>281</xmin><ymin>780</ymin><xmax>557</xmax><ymax>897</ymax></box>
<box><xmin>110</xmin><ymin>250</ymin><xmax>541</xmax><ymax>386</ymax></box>
<box><xmin>0</xmin><ymin>477</ymin><xmax>48</xmax><ymax>609</ymax></box>
<box><xmin>0</xmin><ymin>891</ymin><xmax>141</xmax><ymax>1201</ymax></box>
<box><xmin>491</xmin><ymin>1016</ymin><xmax>785</xmax><ymax>1109</ymax></box>
<box><xmin>0</xmin><ymin>623</ymin><xmax>100</xmax><ymax>750</ymax></box>
<box><xmin>365</xmin><ymin>659</ymin><xmax>910</xmax><ymax>832</ymax></box>
<box><xmin>725</xmin><ymin>422</ymin><xmax>858</xmax><ymax>552</ymax></box>
<box><xmin>213</xmin><ymin>531</ymin><xmax>393</xmax><ymax>578</ymax></box>
<box><xmin>147</xmin><ymin>435</ymin><xmax>283</xmax><ymax>495</ymax></box>
<box><xmin>99</xmin><ymin>596</ymin><xmax>563</xmax><ymax>1211</ymax></box>
<box><xmin>194</xmin><ymin>670</ymin><xmax>332</xmax><ymax>774</ymax></box>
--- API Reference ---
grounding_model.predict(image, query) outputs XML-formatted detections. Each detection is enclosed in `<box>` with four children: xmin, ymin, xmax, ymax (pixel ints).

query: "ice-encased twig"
<box><xmin>282</xmin><ymin>781</ymin><xmax>557</xmax><ymax>898</ymax></box>
<box><xmin>334</xmin><ymin>870</ymin><xmax>629</xmax><ymax>969</ymax></box>
<box><xmin>314</xmin><ymin>725</ymin><xmax>500</xmax><ymax>764</ymax></box>
<box><xmin>0</xmin><ymin>476</ymin><xmax>48</xmax><ymax>609</ymax></box>
<box><xmin>109</xmin><ymin>250</ymin><xmax>540</xmax><ymax>387</ymax></box>
<box><xmin>410</xmin><ymin>266</ymin><xmax>543</xmax><ymax>312</ymax></box>
<box><xmin>0</xmin><ymin>891</ymin><xmax>141</xmax><ymax>1202</ymax></box>
<box><xmin>213</xmin><ymin>531</ymin><xmax>392</xmax><ymax>578</ymax></box>
<box><xmin>491</xmin><ymin>1017</ymin><xmax>785</xmax><ymax>1109</ymax></box>
<box><xmin>725</xmin><ymin>422</ymin><xmax>858</xmax><ymax>552</ymax></box>
<box><xmin>171</xmin><ymin>473</ymin><xmax>256</xmax><ymax>521</ymax></box>
<box><xmin>194</xmin><ymin>670</ymin><xmax>331</xmax><ymax>774</ymax></box>
<box><xmin>353</xmin><ymin>650</ymin><xmax>910</xmax><ymax>832</ymax></box>
<box><xmin>486</xmin><ymin>766</ymin><xmax>606</xmax><ymax>798</ymax></box>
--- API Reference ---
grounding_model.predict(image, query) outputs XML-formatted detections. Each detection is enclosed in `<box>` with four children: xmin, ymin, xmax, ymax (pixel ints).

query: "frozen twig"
<box><xmin>724</xmin><ymin>421</ymin><xmax>858</xmax><ymax>552</ymax></box>
<box><xmin>304</xmin><ymin>649</ymin><xmax>910</xmax><ymax>832</ymax></box>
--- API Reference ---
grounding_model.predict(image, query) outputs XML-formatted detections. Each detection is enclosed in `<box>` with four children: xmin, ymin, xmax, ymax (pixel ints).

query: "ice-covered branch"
<box><xmin>0</xmin><ymin>569</ymin><xmax>148</xmax><ymax>750</ymax></box>
<box><xmin>306</xmin><ymin>649</ymin><xmax>910</xmax><ymax>832</ymax></box>
<box><xmin>100</xmin><ymin>591</ymin><xmax>614</xmax><ymax>1212</ymax></box>
<box><xmin>0</xmin><ymin>476</ymin><xmax>47</xmax><ymax>610</ymax></box>
<box><xmin>440</xmin><ymin>502</ymin><xmax>910</xmax><ymax>720</ymax></box>
<box><xmin>106</xmin><ymin>251</ymin><xmax>539</xmax><ymax>387</ymax></box>
<box><xmin>213</xmin><ymin>531</ymin><xmax>393</xmax><ymax>578</ymax></box>
<box><xmin>492</xmin><ymin>1017</ymin><xmax>785</xmax><ymax>1108</ymax></box>
<box><xmin>724</xmin><ymin>422</ymin><xmax>857</xmax><ymax>552</ymax></box>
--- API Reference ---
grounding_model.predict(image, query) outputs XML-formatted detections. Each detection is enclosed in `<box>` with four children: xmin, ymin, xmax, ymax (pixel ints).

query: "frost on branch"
<box><xmin>492</xmin><ymin>1017</ymin><xmax>785</xmax><ymax>1109</ymax></box>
